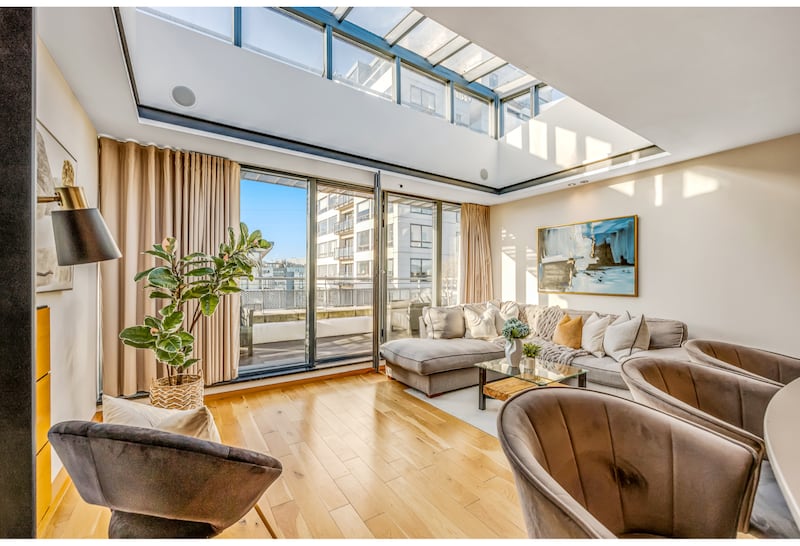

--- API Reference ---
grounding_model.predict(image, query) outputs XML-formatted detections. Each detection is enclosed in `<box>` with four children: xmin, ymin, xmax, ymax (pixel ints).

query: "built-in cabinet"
<box><xmin>35</xmin><ymin>306</ymin><xmax>51</xmax><ymax>524</ymax></box>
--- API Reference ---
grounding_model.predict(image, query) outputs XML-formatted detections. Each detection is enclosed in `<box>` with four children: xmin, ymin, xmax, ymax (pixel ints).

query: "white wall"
<box><xmin>491</xmin><ymin>134</ymin><xmax>800</xmax><ymax>356</ymax></box>
<box><xmin>36</xmin><ymin>38</ymin><xmax>100</xmax><ymax>479</ymax></box>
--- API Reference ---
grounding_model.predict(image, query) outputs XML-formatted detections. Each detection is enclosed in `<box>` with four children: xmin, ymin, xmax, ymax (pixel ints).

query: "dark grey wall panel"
<box><xmin>0</xmin><ymin>7</ymin><xmax>36</xmax><ymax>538</ymax></box>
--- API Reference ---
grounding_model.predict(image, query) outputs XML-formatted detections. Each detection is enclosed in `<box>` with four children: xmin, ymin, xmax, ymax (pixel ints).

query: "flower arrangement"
<box><xmin>523</xmin><ymin>343</ymin><xmax>541</xmax><ymax>358</ymax></box>
<box><xmin>501</xmin><ymin>318</ymin><xmax>530</xmax><ymax>340</ymax></box>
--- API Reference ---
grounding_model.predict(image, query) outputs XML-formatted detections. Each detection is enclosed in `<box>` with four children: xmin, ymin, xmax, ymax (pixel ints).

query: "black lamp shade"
<box><xmin>51</xmin><ymin>208</ymin><xmax>122</xmax><ymax>265</ymax></box>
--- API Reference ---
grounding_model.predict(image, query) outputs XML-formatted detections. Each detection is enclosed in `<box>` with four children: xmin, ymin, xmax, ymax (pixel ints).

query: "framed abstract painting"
<box><xmin>537</xmin><ymin>215</ymin><xmax>638</xmax><ymax>296</ymax></box>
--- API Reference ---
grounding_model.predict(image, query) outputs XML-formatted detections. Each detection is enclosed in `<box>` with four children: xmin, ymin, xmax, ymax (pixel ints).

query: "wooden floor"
<box><xmin>39</xmin><ymin>372</ymin><xmax>526</xmax><ymax>539</ymax></box>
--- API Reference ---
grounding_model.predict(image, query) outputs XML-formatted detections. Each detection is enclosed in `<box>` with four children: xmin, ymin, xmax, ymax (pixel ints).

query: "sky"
<box><xmin>240</xmin><ymin>180</ymin><xmax>307</xmax><ymax>261</ymax></box>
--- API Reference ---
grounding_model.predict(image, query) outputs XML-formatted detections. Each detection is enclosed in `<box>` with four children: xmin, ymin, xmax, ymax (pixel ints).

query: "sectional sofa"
<box><xmin>379</xmin><ymin>301</ymin><xmax>688</xmax><ymax>396</ymax></box>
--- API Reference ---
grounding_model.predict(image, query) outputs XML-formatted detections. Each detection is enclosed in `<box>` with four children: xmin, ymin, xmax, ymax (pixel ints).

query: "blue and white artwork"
<box><xmin>537</xmin><ymin>215</ymin><xmax>638</xmax><ymax>296</ymax></box>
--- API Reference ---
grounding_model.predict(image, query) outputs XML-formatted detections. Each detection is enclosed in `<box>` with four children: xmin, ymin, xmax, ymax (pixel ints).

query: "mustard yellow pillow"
<box><xmin>552</xmin><ymin>314</ymin><xmax>584</xmax><ymax>349</ymax></box>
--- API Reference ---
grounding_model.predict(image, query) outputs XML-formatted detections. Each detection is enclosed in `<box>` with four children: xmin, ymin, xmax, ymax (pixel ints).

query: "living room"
<box><xmin>2</xmin><ymin>5</ymin><xmax>800</xmax><ymax>539</ymax></box>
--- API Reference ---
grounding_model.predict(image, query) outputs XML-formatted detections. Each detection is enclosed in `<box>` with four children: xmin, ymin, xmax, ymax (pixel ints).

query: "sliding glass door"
<box><xmin>315</xmin><ymin>183</ymin><xmax>375</xmax><ymax>366</ymax></box>
<box><xmin>238</xmin><ymin>172</ymin><xmax>309</xmax><ymax>374</ymax></box>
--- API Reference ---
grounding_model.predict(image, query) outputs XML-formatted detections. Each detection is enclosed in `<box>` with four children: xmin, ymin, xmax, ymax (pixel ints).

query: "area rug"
<box><xmin>404</xmin><ymin>382</ymin><xmax>632</xmax><ymax>438</ymax></box>
<box><xmin>404</xmin><ymin>386</ymin><xmax>502</xmax><ymax>437</ymax></box>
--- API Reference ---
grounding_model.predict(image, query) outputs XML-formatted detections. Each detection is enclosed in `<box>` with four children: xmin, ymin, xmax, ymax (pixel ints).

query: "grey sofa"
<box><xmin>380</xmin><ymin>302</ymin><xmax>688</xmax><ymax>396</ymax></box>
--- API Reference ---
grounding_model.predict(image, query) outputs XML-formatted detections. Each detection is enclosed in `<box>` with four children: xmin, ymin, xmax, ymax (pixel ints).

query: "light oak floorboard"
<box><xmin>39</xmin><ymin>372</ymin><xmax>525</xmax><ymax>538</ymax></box>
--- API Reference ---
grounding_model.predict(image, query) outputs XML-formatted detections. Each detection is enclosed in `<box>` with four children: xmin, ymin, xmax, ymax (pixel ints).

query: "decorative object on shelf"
<box><xmin>502</xmin><ymin>318</ymin><xmax>530</xmax><ymax>366</ymax></box>
<box><xmin>119</xmin><ymin>222</ymin><xmax>272</xmax><ymax>409</ymax></box>
<box><xmin>538</xmin><ymin>214</ymin><xmax>638</xmax><ymax>296</ymax></box>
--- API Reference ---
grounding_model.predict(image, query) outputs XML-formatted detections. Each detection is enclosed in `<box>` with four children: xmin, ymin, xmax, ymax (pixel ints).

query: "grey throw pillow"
<box><xmin>423</xmin><ymin>306</ymin><xmax>465</xmax><ymax>339</ymax></box>
<box><xmin>602</xmin><ymin>311</ymin><xmax>650</xmax><ymax>361</ymax></box>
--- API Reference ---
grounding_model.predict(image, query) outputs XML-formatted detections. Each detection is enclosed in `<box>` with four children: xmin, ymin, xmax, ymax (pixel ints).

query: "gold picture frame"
<box><xmin>537</xmin><ymin>214</ymin><xmax>638</xmax><ymax>297</ymax></box>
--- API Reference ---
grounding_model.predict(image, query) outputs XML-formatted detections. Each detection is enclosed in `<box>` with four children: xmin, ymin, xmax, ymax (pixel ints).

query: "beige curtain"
<box><xmin>460</xmin><ymin>203</ymin><xmax>493</xmax><ymax>303</ymax></box>
<box><xmin>99</xmin><ymin>138</ymin><xmax>241</xmax><ymax>396</ymax></box>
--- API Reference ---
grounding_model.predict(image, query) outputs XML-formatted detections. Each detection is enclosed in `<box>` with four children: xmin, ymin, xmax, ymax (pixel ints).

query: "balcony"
<box><xmin>337</xmin><ymin>247</ymin><xmax>354</xmax><ymax>260</ymax></box>
<box><xmin>334</xmin><ymin>218</ymin><xmax>353</xmax><ymax>234</ymax></box>
<box><xmin>334</xmin><ymin>195</ymin><xmax>354</xmax><ymax>210</ymax></box>
<box><xmin>239</xmin><ymin>276</ymin><xmax>456</xmax><ymax>372</ymax></box>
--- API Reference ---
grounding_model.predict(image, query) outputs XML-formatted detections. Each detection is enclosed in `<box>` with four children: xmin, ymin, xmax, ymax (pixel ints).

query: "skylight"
<box><xmin>138</xmin><ymin>6</ymin><xmax>562</xmax><ymax>140</ymax></box>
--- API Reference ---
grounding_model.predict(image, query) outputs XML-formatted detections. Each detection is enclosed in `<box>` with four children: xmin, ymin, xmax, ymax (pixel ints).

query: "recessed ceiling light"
<box><xmin>479</xmin><ymin>168</ymin><xmax>488</xmax><ymax>181</ymax></box>
<box><xmin>579</xmin><ymin>179</ymin><xmax>589</xmax><ymax>184</ymax></box>
<box><xmin>171</xmin><ymin>85</ymin><xmax>196</xmax><ymax>108</ymax></box>
<box><xmin>567</xmin><ymin>182</ymin><xmax>577</xmax><ymax>187</ymax></box>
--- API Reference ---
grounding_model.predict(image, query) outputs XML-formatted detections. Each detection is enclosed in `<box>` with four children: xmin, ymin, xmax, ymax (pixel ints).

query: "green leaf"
<box><xmin>162</xmin><ymin>311</ymin><xmax>184</xmax><ymax>332</ymax></box>
<box><xmin>144</xmin><ymin>316</ymin><xmax>161</xmax><ymax>330</ymax></box>
<box><xmin>259</xmin><ymin>239</ymin><xmax>272</xmax><ymax>250</ymax></box>
<box><xmin>212</xmin><ymin>256</ymin><xmax>225</xmax><ymax>269</ymax></box>
<box><xmin>186</xmin><ymin>267</ymin><xmax>215</xmax><ymax>277</ymax></box>
<box><xmin>240</xmin><ymin>222</ymin><xmax>249</xmax><ymax>242</ymax></box>
<box><xmin>155</xmin><ymin>348</ymin><xmax>176</xmax><ymax>363</ymax></box>
<box><xmin>149</xmin><ymin>291</ymin><xmax>173</xmax><ymax>300</ymax></box>
<box><xmin>159</xmin><ymin>303</ymin><xmax>176</xmax><ymax>317</ymax></box>
<box><xmin>181</xmin><ymin>252</ymin><xmax>208</xmax><ymax>261</ymax></box>
<box><xmin>144</xmin><ymin>248</ymin><xmax>172</xmax><ymax>261</ymax></box>
<box><xmin>134</xmin><ymin>267</ymin><xmax>156</xmax><ymax>282</ymax></box>
<box><xmin>183</xmin><ymin>358</ymin><xmax>200</xmax><ymax>369</ymax></box>
<box><xmin>200</xmin><ymin>293</ymin><xmax>220</xmax><ymax>316</ymax></box>
<box><xmin>119</xmin><ymin>325</ymin><xmax>156</xmax><ymax>346</ymax></box>
<box><xmin>147</xmin><ymin>267</ymin><xmax>179</xmax><ymax>289</ymax></box>
<box><xmin>157</xmin><ymin>334</ymin><xmax>183</xmax><ymax>353</ymax></box>
<box><xmin>218</xmin><ymin>285</ymin><xmax>241</xmax><ymax>294</ymax></box>
<box><xmin>177</xmin><ymin>331</ymin><xmax>194</xmax><ymax>345</ymax></box>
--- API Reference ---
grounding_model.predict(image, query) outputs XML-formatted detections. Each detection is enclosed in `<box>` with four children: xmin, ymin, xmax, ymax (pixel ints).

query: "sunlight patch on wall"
<box><xmin>501</xmin><ymin>249</ymin><xmax>516</xmax><ymax>301</ymax></box>
<box><xmin>555</xmin><ymin>126</ymin><xmax>577</xmax><ymax>168</ymax></box>
<box><xmin>585</xmin><ymin>135</ymin><xmax>612</xmax><ymax>163</ymax></box>
<box><xmin>682</xmin><ymin>170</ymin><xmax>719</xmax><ymax>199</ymax></box>
<box><xmin>525</xmin><ymin>246</ymin><xmax>538</xmax><ymax>303</ymax></box>
<box><xmin>545</xmin><ymin>294</ymin><xmax>568</xmax><ymax>308</ymax></box>
<box><xmin>530</xmin><ymin>119</ymin><xmax>548</xmax><ymax>160</ymax></box>
<box><xmin>505</xmin><ymin>125</ymin><xmax>523</xmax><ymax>150</ymax></box>
<box><xmin>609</xmin><ymin>180</ymin><xmax>636</xmax><ymax>197</ymax></box>
<box><xmin>654</xmin><ymin>174</ymin><xmax>664</xmax><ymax>207</ymax></box>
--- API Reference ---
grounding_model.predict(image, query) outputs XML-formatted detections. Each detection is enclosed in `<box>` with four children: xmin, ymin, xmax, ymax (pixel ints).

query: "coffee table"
<box><xmin>476</xmin><ymin>358</ymin><xmax>587</xmax><ymax>410</ymax></box>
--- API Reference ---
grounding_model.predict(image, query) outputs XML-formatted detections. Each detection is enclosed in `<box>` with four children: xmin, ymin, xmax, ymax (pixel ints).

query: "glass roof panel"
<box><xmin>439</xmin><ymin>43</ymin><xmax>495</xmax><ymax>75</ymax></box>
<box><xmin>345</xmin><ymin>7</ymin><xmax>412</xmax><ymax>37</ymax></box>
<box><xmin>396</xmin><ymin>17</ymin><xmax>456</xmax><ymax>58</ymax></box>
<box><xmin>140</xmin><ymin>7</ymin><xmax>233</xmax><ymax>41</ymax></box>
<box><xmin>480</xmin><ymin>64</ymin><xmax>528</xmax><ymax>91</ymax></box>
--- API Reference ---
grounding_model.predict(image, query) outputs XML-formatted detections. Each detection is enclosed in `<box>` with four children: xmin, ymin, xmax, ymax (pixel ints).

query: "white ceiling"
<box><xmin>36</xmin><ymin>7</ymin><xmax>800</xmax><ymax>205</ymax></box>
<box><xmin>420</xmin><ymin>6</ymin><xmax>800</xmax><ymax>162</ymax></box>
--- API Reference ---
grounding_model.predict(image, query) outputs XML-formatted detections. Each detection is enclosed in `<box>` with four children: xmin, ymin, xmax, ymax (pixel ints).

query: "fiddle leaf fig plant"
<box><xmin>119</xmin><ymin>222</ymin><xmax>272</xmax><ymax>384</ymax></box>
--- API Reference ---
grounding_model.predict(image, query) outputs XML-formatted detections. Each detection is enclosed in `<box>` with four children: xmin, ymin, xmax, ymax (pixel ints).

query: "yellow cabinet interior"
<box><xmin>36</xmin><ymin>306</ymin><xmax>51</xmax><ymax>525</ymax></box>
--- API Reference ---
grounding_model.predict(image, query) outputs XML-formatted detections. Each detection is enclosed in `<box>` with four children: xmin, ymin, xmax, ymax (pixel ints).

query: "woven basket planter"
<box><xmin>149</xmin><ymin>373</ymin><xmax>204</xmax><ymax>410</ymax></box>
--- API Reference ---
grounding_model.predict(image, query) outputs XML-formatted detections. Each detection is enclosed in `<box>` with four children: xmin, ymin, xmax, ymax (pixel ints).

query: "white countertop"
<box><xmin>764</xmin><ymin>377</ymin><xmax>800</xmax><ymax>528</ymax></box>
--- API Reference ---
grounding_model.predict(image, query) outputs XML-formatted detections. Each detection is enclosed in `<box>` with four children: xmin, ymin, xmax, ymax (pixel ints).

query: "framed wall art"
<box><xmin>537</xmin><ymin>215</ymin><xmax>638</xmax><ymax>296</ymax></box>
<box><xmin>36</xmin><ymin>120</ymin><xmax>75</xmax><ymax>293</ymax></box>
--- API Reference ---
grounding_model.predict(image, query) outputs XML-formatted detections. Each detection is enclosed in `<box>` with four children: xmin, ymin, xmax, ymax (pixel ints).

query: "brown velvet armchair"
<box><xmin>685</xmin><ymin>338</ymin><xmax>800</xmax><ymax>386</ymax></box>
<box><xmin>497</xmin><ymin>387</ymin><xmax>759</xmax><ymax>538</ymax></box>
<box><xmin>48</xmin><ymin>420</ymin><xmax>283</xmax><ymax>539</ymax></box>
<box><xmin>621</xmin><ymin>357</ymin><xmax>800</xmax><ymax>537</ymax></box>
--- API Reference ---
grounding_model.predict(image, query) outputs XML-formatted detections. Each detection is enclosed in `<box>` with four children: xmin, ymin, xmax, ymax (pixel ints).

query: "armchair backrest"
<box><xmin>498</xmin><ymin>387</ymin><xmax>758</xmax><ymax>538</ymax></box>
<box><xmin>49</xmin><ymin>420</ymin><xmax>282</xmax><ymax>534</ymax></box>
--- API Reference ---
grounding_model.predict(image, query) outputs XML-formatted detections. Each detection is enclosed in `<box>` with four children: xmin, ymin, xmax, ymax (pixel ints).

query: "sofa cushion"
<box><xmin>463</xmin><ymin>304</ymin><xmax>498</xmax><ymax>340</ymax></box>
<box><xmin>603</xmin><ymin>312</ymin><xmax>651</xmax><ymax>362</ymax></box>
<box><xmin>571</xmin><ymin>355</ymin><xmax>626</xmax><ymax>389</ymax></box>
<box><xmin>582</xmin><ymin>313</ymin><xmax>611</xmax><ymax>358</ymax></box>
<box><xmin>644</xmin><ymin>318</ymin><xmax>688</xmax><ymax>349</ymax></box>
<box><xmin>552</xmin><ymin>314</ymin><xmax>583</xmax><ymax>349</ymax></box>
<box><xmin>422</xmin><ymin>305</ymin><xmax>465</xmax><ymax>339</ymax></box>
<box><xmin>489</xmin><ymin>301</ymin><xmax>520</xmax><ymax>333</ymax></box>
<box><xmin>102</xmin><ymin>395</ymin><xmax>221</xmax><ymax>442</ymax></box>
<box><xmin>534</xmin><ymin>306</ymin><xmax>565</xmax><ymax>341</ymax></box>
<box><xmin>380</xmin><ymin>338</ymin><xmax>504</xmax><ymax>376</ymax></box>
<box><xmin>623</xmin><ymin>346</ymin><xmax>690</xmax><ymax>362</ymax></box>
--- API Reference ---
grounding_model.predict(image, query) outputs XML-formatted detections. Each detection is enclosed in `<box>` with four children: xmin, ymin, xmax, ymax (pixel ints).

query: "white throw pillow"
<box><xmin>463</xmin><ymin>304</ymin><xmax>498</xmax><ymax>340</ymax></box>
<box><xmin>602</xmin><ymin>311</ymin><xmax>651</xmax><ymax>362</ymax></box>
<box><xmin>102</xmin><ymin>395</ymin><xmax>221</xmax><ymax>442</ymax></box>
<box><xmin>581</xmin><ymin>313</ymin><xmax>611</xmax><ymax>358</ymax></box>
<box><xmin>488</xmin><ymin>301</ymin><xmax>520</xmax><ymax>334</ymax></box>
